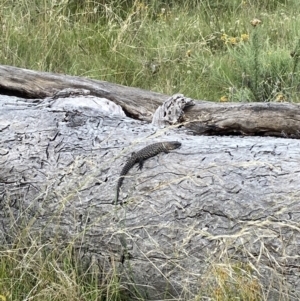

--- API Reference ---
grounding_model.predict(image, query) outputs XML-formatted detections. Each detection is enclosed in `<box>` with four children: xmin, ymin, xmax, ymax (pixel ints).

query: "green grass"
<box><xmin>1</xmin><ymin>0</ymin><xmax>300</xmax><ymax>101</ymax></box>
<box><xmin>0</xmin><ymin>241</ymin><xmax>127</xmax><ymax>301</ymax></box>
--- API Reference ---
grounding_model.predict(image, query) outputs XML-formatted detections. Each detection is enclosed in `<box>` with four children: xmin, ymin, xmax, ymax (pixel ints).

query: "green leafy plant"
<box><xmin>217</xmin><ymin>22</ymin><xmax>300</xmax><ymax>102</ymax></box>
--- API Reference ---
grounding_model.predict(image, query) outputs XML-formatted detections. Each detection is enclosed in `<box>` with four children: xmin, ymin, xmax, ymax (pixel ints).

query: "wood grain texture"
<box><xmin>0</xmin><ymin>64</ymin><xmax>165</xmax><ymax>120</ymax></box>
<box><xmin>1</xmin><ymin>64</ymin><xmax>300</xmax><ymax>138</ymax></box>
<box><xmin>0</xmin><ymin>94</ymin><xmax>300</xmax><ymax>300</ymax></box>
<box><xmin>186</xmin><ymin>101</ymin><xmax>300</xmax><ymax>138</ymax></box>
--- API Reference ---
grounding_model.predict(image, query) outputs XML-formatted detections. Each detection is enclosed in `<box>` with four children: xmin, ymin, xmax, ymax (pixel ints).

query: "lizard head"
<box><xmin>166</xmin><ymin>141</ymin><xmax>181</xmax><ymax>150</ymax></box>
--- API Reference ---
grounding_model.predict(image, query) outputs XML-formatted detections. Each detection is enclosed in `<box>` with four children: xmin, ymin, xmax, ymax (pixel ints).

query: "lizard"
<box><xmin>115</xmin><ymin>141</ymin><xmax>181</xmax><ymax>204</ymax></box>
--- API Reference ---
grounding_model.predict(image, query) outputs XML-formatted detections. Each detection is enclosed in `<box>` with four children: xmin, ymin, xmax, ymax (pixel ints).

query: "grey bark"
<box><xmin>1</xmin><ymin>64</ymin><xmax>300</xmax><ymax>138</ymax></box>
<box><xmin>0</xmin><ymin>66</ymin><xmax>300</xmax><ymax>300</ymax></box>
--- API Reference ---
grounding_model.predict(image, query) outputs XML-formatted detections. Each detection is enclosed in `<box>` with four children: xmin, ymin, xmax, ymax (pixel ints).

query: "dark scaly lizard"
<box><xmin>115</xmin><ymin>141</ymin><xmax>181</xmax><ymax>204</ymax></box>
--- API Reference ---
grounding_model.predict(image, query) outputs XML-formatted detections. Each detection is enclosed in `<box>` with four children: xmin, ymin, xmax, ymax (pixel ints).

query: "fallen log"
<box><xmin>0</xmin><ymin>66</ymin><xmax>300</xmax><ymax>300</ymax></box>
<box><xmin>1</xmin><ymin>64</ymin><xmax>300</xmax><ymax>138</ymax></box>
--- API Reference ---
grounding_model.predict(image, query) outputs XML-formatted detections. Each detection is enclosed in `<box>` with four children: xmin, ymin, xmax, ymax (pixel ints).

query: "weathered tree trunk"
<box><xmin>1</xmin><ymin>64</ymin><xmax>300</xmax><ymax>138</ymax></box>
<box><xmin>0</xmin><ymin>66</ymin><xmax>300</xmax><ymax>300</ymax></box>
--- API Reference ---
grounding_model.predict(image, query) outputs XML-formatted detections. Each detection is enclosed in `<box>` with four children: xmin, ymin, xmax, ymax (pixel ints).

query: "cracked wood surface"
<box><xmin>1</xmin><ymin>64</ymin><xmax>300</xmax><ymax>138</ymax></box>
<box><xmin>0</xmin><ymin>94</ymin><xmax>300</xmax><ymax>300</ymax></box>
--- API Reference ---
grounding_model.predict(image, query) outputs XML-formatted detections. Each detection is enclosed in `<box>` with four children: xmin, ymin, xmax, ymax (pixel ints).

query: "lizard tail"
<box><xmin>115</xmin><ymin>189</ymin><xmax>119</xmax><ymax>205</ymax></box>
<box><xmin>114</xmin><ymin>177</ymin><xmax>123</xmax><ymax>205</ymax></box>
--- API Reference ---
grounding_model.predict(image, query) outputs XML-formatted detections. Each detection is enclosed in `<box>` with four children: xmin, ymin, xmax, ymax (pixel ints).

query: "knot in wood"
<box><xmin>152</xmin><ymin>93</ymin><xmax>195</xmax><ymax>127</ymax></box>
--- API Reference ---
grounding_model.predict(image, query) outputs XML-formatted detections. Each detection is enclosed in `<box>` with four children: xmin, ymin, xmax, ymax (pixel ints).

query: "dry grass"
<box><xmin>1</xmin><ymin>1</ymin><xmax>300</xmax><ymax>300</ymax></box>
<box><xmin>0</xmin><ymin>0</ymin><xmax>300</xmax><ymax>101</ymax></box>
